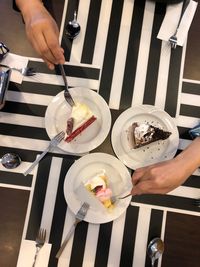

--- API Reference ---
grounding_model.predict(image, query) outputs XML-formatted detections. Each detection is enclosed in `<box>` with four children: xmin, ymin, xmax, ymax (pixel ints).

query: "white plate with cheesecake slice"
<box><xmin>45</xmin><ymin>87</ymin><xmax>111</xmax><ymax>154</ymax></box>
<box><xmin>63</xmin><ymin>153</ymin><xmax>132</xmax><ymax>224</ymax></box>
<box><xmin>111</xmin><ymin>105</ymin><xmax>179</xmax><ymax>170</ymax></box>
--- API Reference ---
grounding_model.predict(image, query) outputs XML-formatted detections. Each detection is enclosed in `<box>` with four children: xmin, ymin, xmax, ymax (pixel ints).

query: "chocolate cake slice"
<box><xmin>128</xmin><ymin>122</ymin><xmax>171</xmax><ymax>149</ymax></box>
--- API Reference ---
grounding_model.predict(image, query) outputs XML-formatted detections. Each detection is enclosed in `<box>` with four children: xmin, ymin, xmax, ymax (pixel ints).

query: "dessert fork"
<box><xmin>111</xmin><ymin>193</ymin><xmax>132</xmax><ymax>203</ymax></box>
<box><xmin>169</xmin><ymin>0</ymin><xmax>190</xmax><ymax>49</ymax></box>
<box><xmin>58</xmin><ymin>64</ymin><xmax>75</xmax><ymax>107</ymax></box>
<box><xmin>0</xmin><ymin>63</ymin><xmax>36</xmax><ymax>76</ymax></box>
<box><xmin>23</xmin><ymin>131</ymin><xmax>65</xmax><ymax>176</ymax></box>
<box><xmin>32</xmin><ymin>228</ymin><xmax>46</xmax><ymax>267</ymax></box>
<box><xmin>56</xmin><ymin>202</ymin><xmax>89</xmax><ymax>258</ymax></box>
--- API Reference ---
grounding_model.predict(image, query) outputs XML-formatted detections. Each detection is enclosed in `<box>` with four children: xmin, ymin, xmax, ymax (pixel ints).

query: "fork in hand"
<box><xmin>23</xmin><ymin>131</ymin><xmax>65</xmax><ymax>176</ymax></box>
<box><xmin>32</xmin><ymin>228</ymin><xmax>46</xmax><ymax>267</ymax></box>
<box><xmin>168</xmin><ymin>0</ymin><xmax>190</xmax><ymax>49</ymax></box>
<box><xmin>111</xmin><ymin>193</ymin><xmax>132</xmax><ymax>203</ymax></box>
<box><xmin>58</xmin><ymin>64</ymin><xmax>75</xmax><ymax>107</ymax></box>
<box><xmin>56</xmin><ymin>202</ymin><xmax>90</xmax><ymax>259</ymax></box>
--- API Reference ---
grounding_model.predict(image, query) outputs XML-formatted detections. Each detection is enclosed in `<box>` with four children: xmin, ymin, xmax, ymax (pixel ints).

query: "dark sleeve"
<box><xmin>13</xmin><ymin>0</ymin><xmax>20</xmax><ymax>11</ymax></box>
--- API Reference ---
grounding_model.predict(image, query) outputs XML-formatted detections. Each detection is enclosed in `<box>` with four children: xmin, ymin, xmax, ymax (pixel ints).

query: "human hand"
<box><xmin>131</xmin><ymin>158</ymin><xmax>189</xmax><ymax>195</ymax></box>
<box><xmin>131</xmin><ymin>137</ymin><xmax>200</xmax><ymax>196</ymax></box>
<box><xmin>17</xmin><ymin>0</ymin><xmax>65</xmax><ymax>69</ymax></box>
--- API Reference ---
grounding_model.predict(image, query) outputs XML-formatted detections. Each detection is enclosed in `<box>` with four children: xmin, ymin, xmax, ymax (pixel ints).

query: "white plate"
<box><xmin>45</xmin><ymin>87</ymin><xmax>111</xmax><ymax>153</ymax></box>
<box><xmin>63</xmin><ymin>153</ymin><xmax>132</xmax><ymax>224</ymax></box>
<box><xmin>111</xmin><ymin>105</ymin><xmax>179</xmax><ymax>170</ymax></box>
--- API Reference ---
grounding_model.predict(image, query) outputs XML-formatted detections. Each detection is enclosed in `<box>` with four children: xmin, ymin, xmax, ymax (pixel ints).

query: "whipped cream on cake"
<box><xmin>84</xmin><ymin>171</ymin><xmax>114</xmax><ymax>209</ymax></box>
<box><xmin>65</xmin><ymin>102</ymin><xmax>96</xmax><ymax>142</ymax></box>
<box><xmin>128</xmin><ymin>122</ymin><xmax>171</xmax><ymax>149</ymax></box>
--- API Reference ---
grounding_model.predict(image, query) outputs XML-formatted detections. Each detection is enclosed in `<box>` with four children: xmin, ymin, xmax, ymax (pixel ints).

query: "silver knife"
<box><xmin>59</xmin><ymin>64</ymin><xmax>75</xmax><ymax>107</ymax></box>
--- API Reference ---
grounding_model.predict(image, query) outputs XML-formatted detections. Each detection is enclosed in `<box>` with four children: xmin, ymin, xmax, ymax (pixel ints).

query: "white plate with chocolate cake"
<box><xmin>63</xmin><ymin>153</ymin><xmax>132</xmax><ymax>224</ymax></box>
<box><xmin>111</xmin><ymin>105</ymin><xmax>179</xmax><ymax>170</ymax></box>
<box><xmin>45</xmin><ymin>87</ymin><xmax>111</xmax><ymax>154</ymax></box>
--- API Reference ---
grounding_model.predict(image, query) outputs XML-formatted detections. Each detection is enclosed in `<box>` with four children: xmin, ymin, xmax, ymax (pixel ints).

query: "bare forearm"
<box><xmin>15</xmin><ymin>0</ymin><xmax>43</xmax><ymax>10</ymax></box>
<box><xmin>175</xmin><ymin>137</ymin><xmax>200</xmax><ymax>177</ymax></box>
<box><xmin>15</xmin><ymin>0</ymin><xmax>45</xmax><ymax>21</ymax></box>
<box><xmin>15</xmin><ymin>0</ymin><xmax>65</xmax><ymax>69</ymax></box>
<box><xmin>131</xmin><ymin>137</ymin><xmax>200</xmax><ymax>195</ymax></box>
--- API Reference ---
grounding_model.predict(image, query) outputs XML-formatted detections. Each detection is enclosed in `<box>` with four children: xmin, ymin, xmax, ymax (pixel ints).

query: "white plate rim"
<box><xmin>63</xmin><ymin>153</ymin><xmax>132</xmax><ymax>224</ymax></box>
<box><xmin>45</xmin><ymin>87</ymin><xmax>112</xmax><ymax>153</ymax></box>
<box><xmin>111</xmin><ymin>104</ymin><xmax>179</xmax><ymax>170</ymax></box>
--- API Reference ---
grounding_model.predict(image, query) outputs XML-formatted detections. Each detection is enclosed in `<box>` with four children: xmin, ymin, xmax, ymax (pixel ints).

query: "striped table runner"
<box><xmin>0</xmin><ymin>0</ymin><xmax>200</xmax><ymax>267</ymax></box>
<box><xmin>20</xmin><ymin>154</ymin><xmax>200</xmax><ymax>267</ymax></box>
<box><xmin>61</xmin><ymin>0</ymin><xmax>183</xmax><ymax>113</ymax></box>
<box><xmin>0</xmin><ymin>61</ymin><xmax>101</xmax><ymax>177</ymax></box>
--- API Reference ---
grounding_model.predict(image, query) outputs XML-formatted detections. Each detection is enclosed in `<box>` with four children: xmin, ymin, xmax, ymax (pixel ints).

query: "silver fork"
<box><xmin>23</xmin><ymin>131</ymin><xmax>65</xmax><ymax>176</ymax></box>
<box><xmin>111</xmin><ymin>193</ymin><xmax>132</xmax><ymax>203</ymax></box>
<box><xmin>0</xmin><ymin>63</ymin><xmax>36</xmax><ymax>76</ymax></box>
<box><xmin>56</xmin><ymin>202</ymin><xmax>90</xmax><ymax>259</ymax></box>
<box><xmin>32</xmin><ymin>228</ymin><xmax>46</xmax><ymax>267</ymax></box>
<box><xmin>169</xmin><ymin>0</ymin><xmax>190</xmax><ymax>49</ymax></box>
<box><xmin>58</xmin><ymin>64</ymin><xmax>75</xmax><ymax>107</ymax></box>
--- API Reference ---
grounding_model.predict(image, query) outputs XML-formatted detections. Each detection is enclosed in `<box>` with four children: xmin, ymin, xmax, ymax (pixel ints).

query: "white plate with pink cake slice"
<box><xmin>63</xmin><ymin>153</ymin><xmax>132</xmax><ymax>224</ymax></box>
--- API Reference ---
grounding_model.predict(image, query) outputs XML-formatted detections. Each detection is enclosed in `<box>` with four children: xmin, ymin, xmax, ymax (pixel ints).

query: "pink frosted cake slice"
<box><xmin>84</xmin><ymin>171</ymin><xmax>114</xmax><ymax>209</ymax></box>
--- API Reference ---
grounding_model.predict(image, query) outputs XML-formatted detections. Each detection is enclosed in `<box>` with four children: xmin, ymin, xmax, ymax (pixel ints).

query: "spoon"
<box><xmin>66</xmin><ymin>11</ymin><xmax>81</xmax><ymax>40</ymax></box>
<box><xmin>0</xmin><ymin>153</ymin><xmax>21</xmax><ymax>169</ymax></box>
<box><xmin>147</xmin><ymin>237</ymin><xmax>164</xmax><ymax>267</ymax></box>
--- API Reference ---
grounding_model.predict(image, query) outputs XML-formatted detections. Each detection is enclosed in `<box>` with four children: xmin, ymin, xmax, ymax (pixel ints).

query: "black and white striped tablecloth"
<box><xmin>0</xmin><ymin>0</ymin><xmax>199</xmax><ymax>267</ymax></box>
<box><xmin>20</xmin><ymin>153</ymin><xmax>199</xmax><ymax>267</ymax></box>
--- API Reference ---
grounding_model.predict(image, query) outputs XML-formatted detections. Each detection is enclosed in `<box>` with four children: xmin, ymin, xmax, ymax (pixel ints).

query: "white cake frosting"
<box><xmin>84</xmin><ymin>170</ymin><xmax>113</xmax><ymax>209</ymax></box>
<box><xmin>71</xmin><ymin>102</ymin><xmax>93</xmax><ymax>130</ymax></box>
<box><xmin>134</xmin><ymin>123</ymin><xmax>152</xmax><ymax>139</ymax></box>
<box><xmin>85</xmin><ymin>172</ymin><xmax>106</xmax><ymax>191</ymax></box>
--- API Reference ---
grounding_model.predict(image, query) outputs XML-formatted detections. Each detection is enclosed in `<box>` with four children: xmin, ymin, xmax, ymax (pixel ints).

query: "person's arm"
<box><xmin>131</xmin><ymin>137</ymin><xmax>200</xmax><ymax>195</ymax></box>
<box><xmin>15</xmin><ymin>0</ymin><xmax>65</xmax><ymax>69</ymax></box>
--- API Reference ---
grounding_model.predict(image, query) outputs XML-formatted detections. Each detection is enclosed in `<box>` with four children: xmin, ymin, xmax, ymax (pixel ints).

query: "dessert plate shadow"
<box><xmin>63</xmin><ymin>153</ymin><xmax>132</xmax><ymax>224</ymax></box>
<box><xmin>111</xmin><ymin>105</ymin><xmax>179</xmax><ymax>170</ymax></box>
<box><xmin>45</xmin><ymin>87</ymin><xmax>111</xmax><ymax>154</ymax></box>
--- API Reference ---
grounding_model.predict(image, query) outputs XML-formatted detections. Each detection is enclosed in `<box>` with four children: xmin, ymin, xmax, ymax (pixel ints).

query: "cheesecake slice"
<box><xmin>84</xmin><ymin>171</ymin><xmax>114</xmax><ymax>209</ymax></box>
<box><xmin>128</xmin><ymin>122</ymin><xmax>171</xmax><ymax>149</ymax></box>
<box><xmin>65</xmin><ymin>102</ymin><xmax>97</xmax><ymax>143</ymax></box>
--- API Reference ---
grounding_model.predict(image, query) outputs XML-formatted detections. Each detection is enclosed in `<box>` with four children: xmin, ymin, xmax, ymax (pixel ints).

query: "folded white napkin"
<box><xmin>17</xmin><ymin>239</ymin><xmax>51</xmax><ymax>267</ymax></box>
<box><xmin>1</xmin><ymin>53</ymin><xmax>29</xmax><ymax>84</ymax></box>
<box><xmin>157</xmin><ymin>0</ymin><xmax>198</xmax><ymax>46</ymax></box>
